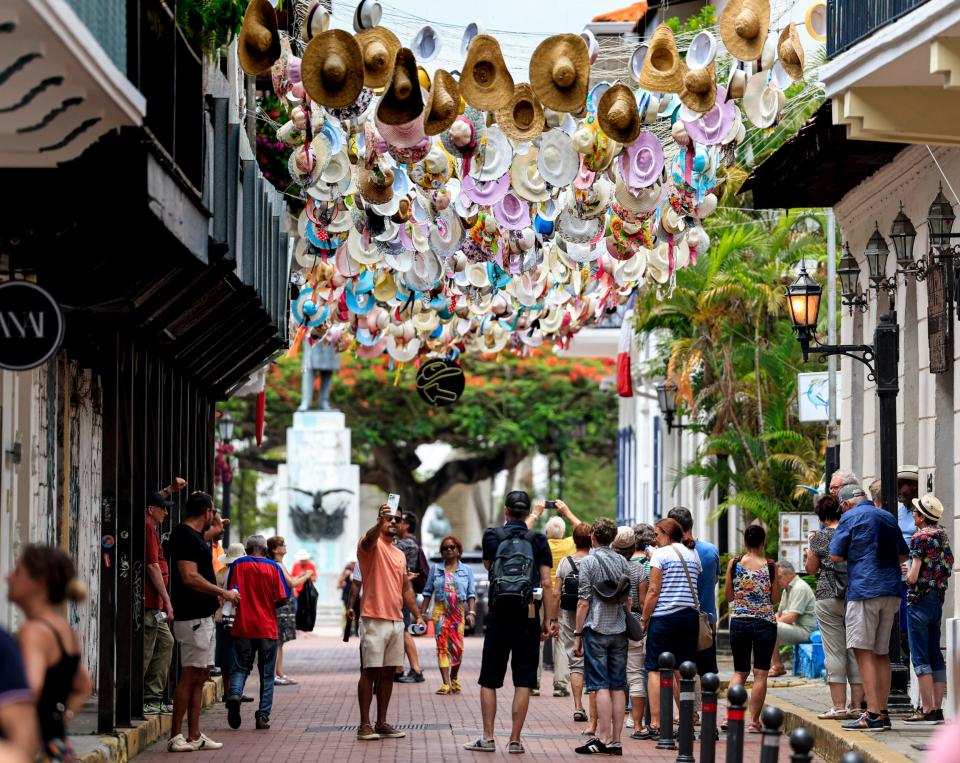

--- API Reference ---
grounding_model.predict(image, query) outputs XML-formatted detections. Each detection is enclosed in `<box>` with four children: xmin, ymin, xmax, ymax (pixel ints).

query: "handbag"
<box><xmin>624</xmin><ymin>606</ymin><xmax>644</xmax><ymax>641</ymax></box>
<box><xmin>671</xmin><ymin>545</ymin><xmax>714</xmax><ymax>651</ymax></box>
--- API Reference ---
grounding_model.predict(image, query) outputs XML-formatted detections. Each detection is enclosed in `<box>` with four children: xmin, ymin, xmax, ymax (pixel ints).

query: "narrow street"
<box><xmin>138</xmin><ymin>634</ymin><xmax>803</xmax><ymax>761</ymax></box>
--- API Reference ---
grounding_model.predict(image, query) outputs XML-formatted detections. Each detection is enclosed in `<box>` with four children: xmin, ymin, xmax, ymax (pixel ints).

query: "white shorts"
<box><xmin>173</xmin><ymin>617</ymin><xmax>215</xmax><ymax>669</ymax></box>
<box><xmin>846</xmin><ymin>597</ymin><xmax>900</xmax><ymax>654</ymax></box>
<box><xmin>360</xmin><ymin>617</ymin><xmax>405</xmax><ymax>669</ymax></box>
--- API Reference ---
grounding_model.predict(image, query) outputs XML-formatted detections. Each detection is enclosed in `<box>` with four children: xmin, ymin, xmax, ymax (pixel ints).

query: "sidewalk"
<box><xmin>134</xmin><ymin>634</ymin><xmax>804</xmax><ymax>762</ymax></box>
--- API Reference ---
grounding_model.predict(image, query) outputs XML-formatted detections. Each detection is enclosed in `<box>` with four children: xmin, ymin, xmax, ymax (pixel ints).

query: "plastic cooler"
<box><xmin>792</xmin><ymin>629</ymin><xmax>825</xmax><ymax>679</ymax></box>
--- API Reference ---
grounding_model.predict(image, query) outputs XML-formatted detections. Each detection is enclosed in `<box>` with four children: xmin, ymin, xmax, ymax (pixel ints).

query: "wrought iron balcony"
<box><xmin>828</xmin><ymin>0</ymin><xmax>934</xmax><ymax>56</ymax></box>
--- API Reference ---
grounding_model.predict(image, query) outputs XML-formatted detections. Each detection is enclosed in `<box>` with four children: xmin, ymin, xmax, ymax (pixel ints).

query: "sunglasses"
<box><xmin>380</xmin><ymin>514</ymin><xmax>400</xmax><ymax>523</ymax></box>
<box><xmin>441</xmin><ymin>545</ymin><xmax>458</xmax><ymax>551</ymax></box>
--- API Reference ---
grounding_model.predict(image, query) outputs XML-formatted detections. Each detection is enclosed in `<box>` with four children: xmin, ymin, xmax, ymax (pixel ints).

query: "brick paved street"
<box><xmin>137</xmin><ymin>633</ymin><xmax>813</xmax><ymax>761</ymax></box>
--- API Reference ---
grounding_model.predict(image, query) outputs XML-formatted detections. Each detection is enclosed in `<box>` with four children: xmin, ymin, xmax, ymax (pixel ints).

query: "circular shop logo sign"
<box><xmin>416</xmin><ymin>359</ymin><xmax>465</xmax><ymax>406</ymax></box>
<box><xmin>0</xmin><ymin>281</ymin><xmax>65</xmax><ymax>371</ymax></box>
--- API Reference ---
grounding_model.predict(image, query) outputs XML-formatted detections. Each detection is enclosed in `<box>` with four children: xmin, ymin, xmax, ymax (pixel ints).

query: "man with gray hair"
<box><xmin>224</xmin><ymin>535</ymin><xmax>290</xmax><ymax>731</ymax></box>
<box><xmin>829</xmin><ymin>469</ymin><xmax>860</xmax><ymax>497</ymax></box>
<box><xmin>869</xmin><ymin>479</ymin><xmax>882</xmax><ymax>508</ymax></box>
<box><xmin>768</xmin><ymin>560</ymin><xmax>817</xmax><ymax>676</ymax></box>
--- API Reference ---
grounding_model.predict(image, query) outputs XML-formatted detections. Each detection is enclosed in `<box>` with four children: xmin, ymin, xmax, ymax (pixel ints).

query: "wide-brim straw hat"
<box><xmin>778</xmin><ymin>23</ymin><xmax>805</xmax><ymax>80</ymax></box>
<box><xmin>302</xmin><ymin>30</ymin><xmax>365</xmax><ymax>108</ymax></box>
<box><xmin>239</xmin><ymin>0</ymin><xmax>281</xmax><ymax>75</ymax></box>
<box><xmin>377</xmin><ymin>48</ymin><xmax>424</xmax><ymax>126</ymax></box>
<box><xmin>359</xmin><ymin>164</ymin><xmax>395</xmax><ymax>204</ymax></box>
<box><xmin>530</xmin><ymin>34</ymin><xmax>590</xmax><ymax>113</ymax></box>
<box><xmin>913</xmin><ymin>494</ymin><xmax>944</xmax><ymax>522</ymax></box>
<box><xmin>510</xmin><ymin>149</ymin><xmax>550</xmax><ymax>202</ymax></box>
<box><xmin>469</xmin><ymin>125</ymin><xmax>513</xmax><ymax>181</ymax></box>
<box><xmin>495</xmin><ymin>84</ymin><xmax>545</xmax><ymax>142</ymax></box>
<box><xmin>679</xmin><ymin>61</ymin><xmax>717</xmax><ymax>113</ymax></box>
<box><xmin>538</xmin><ymin>128</ymin><xmax>579</xmax><ymax>187</ymax></box>
<box><xmin>742</xmin><ymin>72</ymin><xmax>779</xmax><ymax>128</ymax></box>
<box><xmin>460</xmin><ymin>34</ymin><xmax>514</xmax><ymax>111</ymax></box>
<box><xmin>219</xmin><ymin>542</ymin><xmax>247</xmax><ymax>566</ymax></box>
<box><xmin>423</xmin><ymin>70</ymin><xmax>460</xmax><ymax>136</ymax></box>
<box><xmin>598</xmin><ymin>83</ymin><xmax>640</xmax><ymax>145</ymax></box>
<box><xmin>638</xmin><ymin>25</ymin><xmax>684</xmax><ymax>94</ymax></box>
<box><xmin>720</xmin><ymin>0</ymin><xmax>771</xmax><ymax>62</ymax></box>
<box><xmin>356</xmin><ymin>27</ymin><xmax>401</xmax><ymax>89</ymax></box>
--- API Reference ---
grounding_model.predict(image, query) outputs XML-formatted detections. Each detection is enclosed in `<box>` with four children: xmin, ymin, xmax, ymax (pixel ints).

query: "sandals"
<box><xmin>573</xmin><ymin>710</ymin><xmax>588</xmax><ymax>723</ymax></box>
<box><xmin>436</xmin><ymin>685</ymin><xmax>452</xmax><ymax>695</ymax></box>
<box><xmin>451</xmin><ymin>679</ymin><xmax>462</xmax><ymax>694</ymax></box>
<box><xmin>818</xmin><ymin>707</ymin><xmax>853</xmax><ymax>720</ymax></box>
<box><xmin>768</xmin><ymin>667</ymin><xmax>787</xmax><ymax>678</ymax></box>
<box><xmin>746</xmin><ymin>721</ymin><xmax>763</xmax><ymax>734</ymax></box>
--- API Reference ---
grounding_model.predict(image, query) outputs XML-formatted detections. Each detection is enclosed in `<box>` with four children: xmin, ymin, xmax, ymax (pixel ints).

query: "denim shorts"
<box><xmin>583</xmin><ymin>628</ymin><xmax>628</xmax><ymax>693</ymax></box>
<box><xmin>729</xmin><ymin>617</ymin><xmax>777</xmax><ymax>673</ymax></box>
<box><xmin>907</xmin><ymin>594</ymin><xmax>946</xmax><ymax>681</ymax></box>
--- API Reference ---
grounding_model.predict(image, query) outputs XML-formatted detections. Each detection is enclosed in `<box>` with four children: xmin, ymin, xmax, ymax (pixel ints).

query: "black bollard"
<box><xmin>676</xmin><ymin>661</ymin><xmax>696</xmax><ymax>763</ymax></box>
<box><xmin>656</xmin><ymin>652</ymin><xmax>677</xmax><ymax>750</ymax></box>
<box><xmin>724</xmin><ymin>684</ymin><xmax>747</xmax><ymax>763</ymax></box>
<box><xmin>759</xmin><ymin>706</ymin><xmax>784</xmax><ymax>763</ymax></box>
<box><xmin>699</xmin><ymin>673</ymin><xmax>719</xmax><ymax>763</ymax></box>
<box><xmin>840</xmin><ymin>754</ymin><xmax>866</xmax><ymax>763</ymax></box>
<box><xmin>788</xmin><ymin>727</ymin><xmax>814</xmax><ymax>763</ymax></box>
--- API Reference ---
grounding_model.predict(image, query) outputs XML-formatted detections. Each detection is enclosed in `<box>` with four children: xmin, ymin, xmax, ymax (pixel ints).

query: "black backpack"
<box><xmin>560</xmin><ymin>556</ymin><xmax>581</xmax><ymax>612</ymax></box>
<box><xmin>490</xmin><ymin>526</ymin><xmax>538</xmax><ymax>613</ymax></box>
<box><xmin>295</xmin><ymin>579</ymin><xmax>318</xmax><ymax>632</ymax></box>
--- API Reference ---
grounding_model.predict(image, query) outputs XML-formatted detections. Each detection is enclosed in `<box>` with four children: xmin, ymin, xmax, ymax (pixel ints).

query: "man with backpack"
<box><xmin>395</xmin><ymin>512</ymin><xmax>429</xmax><ymax>683</ymax></box>
<box><xmin>556</xmin><ymin>523</ymin><xmax>593</xmax><ymax>725</ymax></box>
<box><xmin>464</xmin><ymin>491</ymin><xmax>556</xmax><ymax>754</ymax></box>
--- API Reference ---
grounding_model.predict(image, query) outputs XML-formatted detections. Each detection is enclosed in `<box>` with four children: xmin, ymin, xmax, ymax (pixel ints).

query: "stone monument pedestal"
<box><xmin>277</xmin><ymin>411</ymin><xmax>359</xmax><ymax>628</ymax></box>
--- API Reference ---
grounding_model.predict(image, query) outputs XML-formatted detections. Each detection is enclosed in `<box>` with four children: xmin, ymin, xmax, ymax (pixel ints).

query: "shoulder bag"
<box><xmin>671</xmin><ymin>544</ymin><xmax>714</xmax><ymax>651</ymax></box>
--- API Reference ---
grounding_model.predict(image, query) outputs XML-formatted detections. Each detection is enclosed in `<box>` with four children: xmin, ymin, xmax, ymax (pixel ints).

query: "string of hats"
<box><xmin>238</xmin><ymin>0</ymin><xmax>824</xmax><ymax>366</ymax></box>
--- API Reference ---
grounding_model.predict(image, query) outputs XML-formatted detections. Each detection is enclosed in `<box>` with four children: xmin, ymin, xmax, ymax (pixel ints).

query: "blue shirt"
<box><xmin>829</xmin><ymin>499</ymin><xmax>908</xmax><ymax>601</ymax></box>
<box><xmin>695</xmin><ymin>540</ymin><xmax>721</xmax><ymax>624</ymax></box>
<box><xmin>897</xmin><ymin>502</ymin><xmax>916</xmax><ymax>549</ymax></box>
<box><xmin>422</xmin><ymin>560</ymin><xmax>477</xmax><ymax>605</ymax></box>
<box><xmin>0</xmin><ymin>628</ymin><xmax>31</xmax><ymax>709</ymax></box>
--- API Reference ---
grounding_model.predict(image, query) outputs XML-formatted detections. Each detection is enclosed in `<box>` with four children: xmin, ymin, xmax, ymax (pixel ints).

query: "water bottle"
<box><xmin>533</xmin><ymin>587</ymin><xmax>543</xmax><ymax>601</ymax></box>
<box><xmin>221</xmin><ymin>587</ymin><xmax>238</xmax><ymax>627</ymax></box>
<box><xmin>155</xmin><ymin>611</ymin><xmax>168</xmax><ymax>624</ymax></box>
<box><xmin>416</xmin><ymin>594</ymin><xmax>424</xmax><ymax>608</ymax></box>
<box><xmin>407</xmin><ymin>622</ymin><xmax>426</xmax><ymax>635</ymax></box>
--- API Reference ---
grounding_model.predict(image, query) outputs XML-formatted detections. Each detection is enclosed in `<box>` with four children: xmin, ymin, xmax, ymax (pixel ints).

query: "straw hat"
<box><xmin>377</xmin><ymin>48</ymin><xmax>424</xmax><ymax>126</ymax></box>
<box><xmin>239</xmin><ymin>0</ymin><xmax>281</xmax><ymax>75</ymax></box>
<box><xmin>495</xmin><ymin>84</ymin><xmax>545</xmax><ymax>142</ymax></box>
<box><xmin>597</xmin><ymin>84</ymin><xmax>640</xmax><ymax>145</ymax></box>
<box><xmin>301</xmin><ymin>30</ymin><xmax>365</xmax><ymax>108</ymax></box>
<box><xmin>359</xmin><ymin>163</ymin><xmax>395</xmax><ymax>204</ymax></box>
<box><xmin>777</xmin><ymin>23</ymin><xmax>805</xmax><ymax>80</ymax></box>
<box><xmin>423</xmin><ymin>70</ymin><xmax>460</xmax><ymax>136</ymax></box>
<box><xmin>742</xmin><ymin>72</ymin><xmax>779</xmax><ymax>128</ymax></box>
<box><xmin>460</xmin><ymin>34</ymin><xmax>514</xmax><ymax>111</ymax></box>
<box><xmin>469</xmin><ymin>125</ymin><xmax>513</xmax><ymax>181</ymax></box>
<box><xmin>219</xmin><ymin>542</ymin><xmax>247</xmax><ymax>566</ymax></box>
<box><xmin>679</xmin><ymin>61</ymin><xmax>717</xmax><ymax>113</ymax></box>
<box><xmin>805</xmin><ymin>0</ymin><xmax>827</xmax><ymax>41</ymax></box>
<box><xmin>411</xmin><ymin>25</ymin><xmax>441</xmax><ymax>62</ymax></box>
<box><xmin>720</xmin><ymin>0</ymin><xmax>771</xmax><ymax>62</ymax></box>
<box><xmin>638</xmin><ymin>25</ymin><xmax>684</xmax><ymax>94</ymax></box>
<box><xmin>302</xmin><ymin>1</ymin><xmax>330</xmax><ymax>42</ymax></box>
<box><xmin>356</xmin><ymin>27</ymin><xmax>401</xmax><ymax>89</ymax></box>
<box><xmin>510</xmin><ymin>149</ymin><xmax>550</xmax><ymax>202</ymax></box>
<box><xmin>913</xmin><ymin>494</ymin><xmax>944</xmax><ymax>522</ymax></box>
<box><xmin>538</xmin><ymin>129</ymin><xmax>579</xmax><ymax>187</ymax></box>
<box><xmin>530</xmin><ymin>34</ymin><xmax>590</xmax><ymax>113</ymax></box>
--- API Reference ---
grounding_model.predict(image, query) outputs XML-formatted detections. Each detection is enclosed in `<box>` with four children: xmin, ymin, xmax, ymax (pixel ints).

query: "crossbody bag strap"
<box><xmin>670</xmin><ymin>544</ymin><xmax>701</xmax><ymax>607</ymax></box>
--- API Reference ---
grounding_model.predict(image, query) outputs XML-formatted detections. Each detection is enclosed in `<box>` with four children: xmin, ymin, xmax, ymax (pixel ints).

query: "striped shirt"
<box><xmin>650</xmin><ymin>543</ymin><xmax>702</xmax><ymax>617</ymax></box>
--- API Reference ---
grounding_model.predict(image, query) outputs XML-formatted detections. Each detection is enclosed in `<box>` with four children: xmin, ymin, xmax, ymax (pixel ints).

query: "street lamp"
<box><xmin>927</xmin><ymin>184</ymin><xmax>956</xmax><ymax>252</ymax></box>
<box><xmin>217</xmin><ymin>411</ymin><xmax>235</xmax><ymax>543</ymax></box>
<box><xmin>890</xmin><ymin>203</ymin><xmax>926</xmax><ymax>280</ymax></box>
<box><xmin>786</xmin><ymin>262</ymin><xmax>909</xmax><ymax>708</ymax></box>
<box><xmin>656</xmin><ymin>381</ymin><xmax>689</xmax><ymax>433</ymax></box>
<box><xmin>837</xmin><ymin>243</ymin><xmax>867</xmax><ymax>314</ymax></box>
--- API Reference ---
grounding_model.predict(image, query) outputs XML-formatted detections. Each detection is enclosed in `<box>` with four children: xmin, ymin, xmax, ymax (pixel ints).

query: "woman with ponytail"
<box><xmin>7</xmin><ymin>544</ymin><xmax>92</xmax><ymax>762</ymax></box>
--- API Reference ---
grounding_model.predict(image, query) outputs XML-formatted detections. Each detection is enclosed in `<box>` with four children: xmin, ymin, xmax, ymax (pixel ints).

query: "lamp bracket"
<box><xmin>897</xmin><ymin>256</ymin><xmax>928</xmax><ymax>282</ymax></box>
<box><xmin>810</xmin><ymin>338</ymin><xmax>877</xmax><ymax>382</ymax></box>
<box><xmin>842</xmin><ymin>294</ymin><xmax>869</xmax><ymax>314</ymax></box>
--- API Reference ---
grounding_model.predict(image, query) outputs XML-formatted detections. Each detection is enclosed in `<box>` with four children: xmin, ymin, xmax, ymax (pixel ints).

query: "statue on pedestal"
<box><xmin>426</xmin><ymin>507</ymin><xmax>453</xmax><ymax>545</ymax></box>
<box><xmin>299</xmin><ymin>338</ymin><xmax>340</xmax><ymax>411</ymax></box>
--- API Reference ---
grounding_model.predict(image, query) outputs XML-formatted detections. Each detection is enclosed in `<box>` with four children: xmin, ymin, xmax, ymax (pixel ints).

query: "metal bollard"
<box><xmin>839</xmin><ymin>754</ymin><xmax>866</xmax><ymax>763</ymax></box>
<box><xmin>699</xmin><ymin>673</ymin><xmax>719</xmax><ymax>763</ymax></box>
<box><xmin>788</xmin><ymin>727</ymin><xmax>814</xmax><ymax>763</ymax></box>
<box><xmin>676</xmin><ymin>661</ymin><xmax>696</xmax><ymax>763</ymax></box>
<box><xmin>656</xmin><ymin>652</ymin><xmax>677</xmax><ymax>750</ymax></box>
<box><xmin>759</xmin><ymin>706</ymin><xmax>784</xmax><ymax>763</ymax></box>
<box><xmin>724</xmin><ymin>684</ymin><xmax>747</xmax><ymax>763</ymax></box>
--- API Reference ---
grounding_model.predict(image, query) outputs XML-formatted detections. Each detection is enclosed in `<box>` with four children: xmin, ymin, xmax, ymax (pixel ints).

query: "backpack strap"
<box><xmin>566</xmin><ymin>554</ymin><xmax>578</xmax><ymax>572</ymax></box>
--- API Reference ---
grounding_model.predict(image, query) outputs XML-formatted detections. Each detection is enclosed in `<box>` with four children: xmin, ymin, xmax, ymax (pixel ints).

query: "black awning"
<box><xmin>740</xmin><ymin>102</ymin><xmax>909</xmax><ymax>209</ymax></box>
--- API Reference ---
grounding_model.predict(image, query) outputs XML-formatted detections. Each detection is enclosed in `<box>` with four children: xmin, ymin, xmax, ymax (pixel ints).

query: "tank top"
<box><xmin>731</xmin><ymin>560</ymin><xmax>776</xmax><ymax>622</ymax></box>
<box><xmin>36</xmin><ymin>619</ymin><xmax>81</xmax><ymax>744</ymax></box>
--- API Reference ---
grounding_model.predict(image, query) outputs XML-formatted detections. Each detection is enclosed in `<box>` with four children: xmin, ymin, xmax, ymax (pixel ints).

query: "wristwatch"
<box><xmin>574</xmin><ymin>631</ymin><xmax>582</xmax><ymax>637</ymax></box>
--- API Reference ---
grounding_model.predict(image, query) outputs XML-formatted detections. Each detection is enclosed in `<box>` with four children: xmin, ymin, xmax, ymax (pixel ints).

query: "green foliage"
<box><xmin>665</xmin><ymin>5</ymin><xmax>718</xmax><ymax>36</ymax></box>
<box><xmin>177</xmin><ymin>0</ymin><xmax>246</xmax><ymax>57</ymax></box>
<box><xmin>558</xmin><ymin>454</ymin><xmax>617</xmax><ymax>526</ymax></box>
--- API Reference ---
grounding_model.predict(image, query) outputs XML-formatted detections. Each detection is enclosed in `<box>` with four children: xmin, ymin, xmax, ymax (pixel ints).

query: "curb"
<box><xmin>73</xmin><ymin>678</ymin><xmax>222</xmax><ymax>763</ymax></box>
<box><xmin>772</xmin><ymin>695</ymin><xmax>914</xmax><ymax>763</ymax></box>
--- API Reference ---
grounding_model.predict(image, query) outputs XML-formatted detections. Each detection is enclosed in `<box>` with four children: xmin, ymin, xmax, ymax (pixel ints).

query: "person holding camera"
<box><xmin>353</xmin><ymin>505</ymin><xmax>425</xmax><ymax>742</ymax></box>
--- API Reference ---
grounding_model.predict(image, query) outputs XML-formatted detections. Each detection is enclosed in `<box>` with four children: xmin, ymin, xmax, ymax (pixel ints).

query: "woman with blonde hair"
<box><xmin>266</xmin><ymin>536</ymin><xmax>314</xmax><ymax>685</ymax></box>
<box><xmin>7</xmin><ymin>545</ymin><xmax>92</xmax><ymax>762</ymax></box>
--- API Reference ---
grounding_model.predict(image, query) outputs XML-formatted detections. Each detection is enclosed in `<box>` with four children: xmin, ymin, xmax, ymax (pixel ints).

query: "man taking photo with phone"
<box><xmin>354</xmin><ymin>504</ymin><xmax>425</xmax><ymax>742</ymax></box>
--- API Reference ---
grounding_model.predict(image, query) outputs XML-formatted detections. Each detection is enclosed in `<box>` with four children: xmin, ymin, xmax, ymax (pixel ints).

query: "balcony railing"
<box><xmin>828</xmin><ymin>0</ymin><xmax>933</xmax><ymax>56</ymax></box>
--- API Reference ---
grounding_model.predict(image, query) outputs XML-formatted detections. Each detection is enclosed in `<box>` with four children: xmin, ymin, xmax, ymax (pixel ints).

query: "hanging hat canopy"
<box><xmin>239</xmin><ymin>0</ymin><xmax>281</xmax><ymax>75</ymax></box>
<box><xmin>301</xmin><ymin>30</ymin><xmax>365</xmax><ymax>108</ymax></box>
<box><xmin>778</xmin><ymin>23</ymin><xmax>805</xmax><ymax>80</ymax></box>
<box><xmin>496</xmin><ymin>84</ymin><xmax>545</xmax><ymax>142</ymax></box>
<box><xmin>423</xmin><ymin>70</ymin><xmax>461</xmax><ymax>136</ymax></box>
<box><xmin>638</xmin><ymin>25</ymin><xmax>684</xmax><ymax>94</ymax></box>
<box><xmin>720</xmin><ymin>0</ymin><xmax>771</xmax><ymax>62</ymax></box>
<box><xmin>597</xmin><ymin>83</ymin><xmax>640</xmax><ymax>145</ymax></box>
<box><xmin>679</xmin><ymin>61</ymin><xmax>717</xmax><ymax>113</ymax></box>
<box><xmin>356</xmin><ymin>27</ymin><xmax>401</xmax><ymax>89</ymax></box>
<box><xmin>377</xmin><ymin>48</ymin><xmax>424</xmax><ymax>126</ymax></box>
<box><xmin>460</xmin><ymin>34</ymin><xmax>515</xmax><ymax>111</ymax></box>
<box><xmin>530</xmin><ymin>34</ymin><xmax>591</xmax><ymax>113</ymax></box>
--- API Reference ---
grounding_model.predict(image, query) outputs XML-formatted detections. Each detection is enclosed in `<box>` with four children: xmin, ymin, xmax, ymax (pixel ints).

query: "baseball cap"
<box><xmin>147</xmin><ymin>491</ymin><xmax>174</xmax><ymax>509</ymax></box>
<box><xmin>837</xmin><ymin>485</ymin><xmax>866</xmax><ymax>503</ymax></box>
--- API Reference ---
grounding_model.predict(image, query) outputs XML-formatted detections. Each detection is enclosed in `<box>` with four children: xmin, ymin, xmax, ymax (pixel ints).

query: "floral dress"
<box><xmin>432</xmin><ymin>569</ymin><xmax>464</xmax><ymax>669</ymax></box>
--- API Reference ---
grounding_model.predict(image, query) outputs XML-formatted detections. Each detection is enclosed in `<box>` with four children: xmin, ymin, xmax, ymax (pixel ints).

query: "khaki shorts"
<box><xmin>173</xmin><ymin>617</ymin><xmax>215</xmax><ymax>669</ymax></box>
<box><xmin>846</xmin><ymin>597</ymin><xmax>900</xmax><ymax>654</ymax></box>
<box><xmin>626</xmin><ymin>638</ymin><xmax>646</xmax><ymax>698</ymax></box>
<box><xmin>360</xmin><ymin>616</ymin><xmax>405</xmax><ymax>669</ymax></box>
<box><xmin>559</xmin><ymin>610</ymin><xmax>584</xmax><ymax>673</ymax></box>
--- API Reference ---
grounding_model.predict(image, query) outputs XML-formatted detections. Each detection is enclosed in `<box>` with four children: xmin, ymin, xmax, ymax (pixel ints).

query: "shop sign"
<box><xmin>416</xmin><ymin>359</ymin><xmax>465</xmax><ymax>406</ymax></box>
<box><xmin>0</xmin><ymin>281</ymin><xmax>64</xmax><ymax>371</ymax></box>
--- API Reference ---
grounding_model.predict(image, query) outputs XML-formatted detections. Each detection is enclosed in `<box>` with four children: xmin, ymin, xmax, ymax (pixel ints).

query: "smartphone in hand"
<box><xmin>387</xmin><ymin>493</ymin><xmax>400</xmax><ymax>512</ymax></box>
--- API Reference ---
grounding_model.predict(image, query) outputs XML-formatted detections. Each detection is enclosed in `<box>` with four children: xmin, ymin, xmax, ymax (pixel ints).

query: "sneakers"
<box><xmin>903</xmin><ymin>710</ymin><xmax>943</xmax><ymax>725</ymax></box>
<box><xmin>167</xmin><ymin>734</ymin><xmax>197</xmax><ymax>753</ymax></box>
<box><xmin>357</xmin><ymin>724</ymin><xmax>380</xmax><ymax>741</ymax></box>
<box><xmin>225</xmin><ymin>696</ymin><xmax>242</xmax><ymax>729</ymax></box>
<box><xmin>374</xmin><ymin>723</ymin><xmax>406</xmax><ymax>738</ymax></box>
<box><xmin>144</xmin><ymin>703</ymin><xmax>164</xmax><ymax>715</ymax></box>
<box><xmin>553</xmin><ymin>687</ymin><xmax>570</xmax><ymax>697</ymax></box>
<box><xmin>507</xmin><ymin>740</ymin><xmax>525</xmax><ymax>754</ymax></box>
<box><xmin>396</xmin><ymin>671</ymin><xmax>425</xmax><ymax>684</ymax></box>
<box><xmin>841</xmin><ymin>712</ymin><xmax>886</xmax><ymax>732</ymax></box>
<box><xmin>625</xmin><ymin>718</ymin><xmax>635</xmax><ymax>729</ymax></box>
<box><xmin>255</xmin><ymin>712</ymin><xmax>270</xmax><ymax>730</ymax></box>
<box><xmin>194</xmin><ymin>734</ymin><xmax>223</xmax><ymax>751</ymax></box>
<box><xmin>575</xmin><ymin>738</ymin><xmax>608</xmax><ymax>755</ymax></box>
<box><xmin>606</xmin><ymin>743</ymin><xmax>623</xmax><ymax>756</ymax></box>
<box><xmin>451</xmin><ymin>679</ymin><xmax>462</xmax><ymax>694</ymax></box>
<box><xmin>464</xmin><ymin>738</ymin><xmax>496</xmax><ymax>752</ymax></box>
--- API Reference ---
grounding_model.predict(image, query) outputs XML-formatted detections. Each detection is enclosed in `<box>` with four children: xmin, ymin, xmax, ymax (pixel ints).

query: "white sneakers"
<box><xmin>167</xmin><ymin>733</ymin><xmax>224</xmax><ymax>753</ymax></box>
